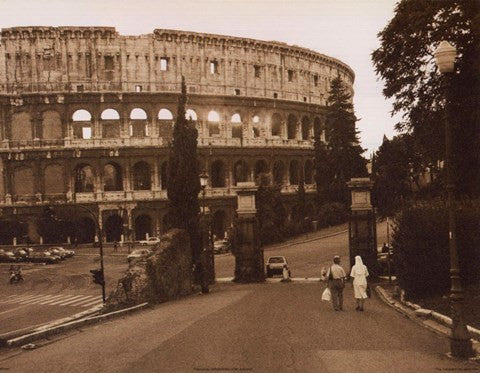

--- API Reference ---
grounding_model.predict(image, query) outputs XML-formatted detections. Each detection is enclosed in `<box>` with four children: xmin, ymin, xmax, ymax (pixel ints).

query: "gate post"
<box><xmin>347</xmin><ymin>178</ymin><xmax>378</xmax><ymax>277</ymax></box>
<box><xmin>233</xmin><ymin>182</ymin><xmax>265</xmax><ymax>283</ymax></box>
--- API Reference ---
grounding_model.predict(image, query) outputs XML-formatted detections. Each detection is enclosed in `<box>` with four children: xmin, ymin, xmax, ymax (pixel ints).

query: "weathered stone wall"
<box><xmin>106</xmin><ymin>228</ymin><xmax>193</xmax><ymax>309</ymax></box>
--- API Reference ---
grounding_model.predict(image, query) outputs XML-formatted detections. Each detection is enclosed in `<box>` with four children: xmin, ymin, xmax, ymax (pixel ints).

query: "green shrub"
<box><xmin>392</xmin><ymin>199</ymin><xmax>480</xmax><ymax>298</ymax></box>
<box><xmin>317</xmin><ymin>202</ymin><xmax>348</xmax><ymax>227</ymax></box>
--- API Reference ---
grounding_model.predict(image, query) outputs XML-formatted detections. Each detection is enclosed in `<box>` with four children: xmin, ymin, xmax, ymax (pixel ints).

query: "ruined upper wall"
<box><xmin>0</xmin><ymin>26</ymin><xmax>354</xmax><ymax>105</ymax></box>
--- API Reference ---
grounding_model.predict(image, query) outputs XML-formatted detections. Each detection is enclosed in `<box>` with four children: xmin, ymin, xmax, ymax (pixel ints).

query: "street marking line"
<box><xmin>52</xmin><ymin>295</ymin><xmax>86</xmax><ymax>306</ymax></box>
<box><xmin>18</xmin><ymin>294</ymin><xmax>56</xmax><ymax>304</ymax></box>
<box><xmin>0</xmin><ymin>304</ymin><xmax>30</xmax><ymax>316</ymax></box>
<box><xmin>38</xmin><ymin>295</ymin><xmax>68</xmax><ymax>304</ymax></box>
<box><xmin>24</xmin><ymin>295</ymin><xmax>62</xmax><ymax>305</ymax></box>
<box><xmin>2</xmin><ymin>294</ymin><xmax>41</xmax><ymax>303</ymax></box>
<box><xmin>80</xmin><ymin>299</ymin><xmax>104</xmax><ymax>307</ymax></box>
<box><xmin>63</xmin><ymin>296</ymin><xmax>98</xmax><ymax>306</ymax></box>
<box><xmin>59</xmin><ymin>296</ymin><xmax>96</xmax><ymax>306</ymax></box>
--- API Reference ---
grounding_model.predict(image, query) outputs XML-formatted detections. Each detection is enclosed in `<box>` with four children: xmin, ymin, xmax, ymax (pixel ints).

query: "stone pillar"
<box><xmin>233</xmin><ymin>182</ymin><xmax>264</xmax><ymax>283</ymax></box>
<box><xmin>347</xmin><ymin>178</ymin><xmax>378</xmax><ymax>277</ymax></box>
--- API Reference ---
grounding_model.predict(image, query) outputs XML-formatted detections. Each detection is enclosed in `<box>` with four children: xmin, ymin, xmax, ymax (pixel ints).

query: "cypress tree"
<box><xmin>167</xmin><ymin>77</ymin><xmax>202</xmax><ymax>270</ymax></box>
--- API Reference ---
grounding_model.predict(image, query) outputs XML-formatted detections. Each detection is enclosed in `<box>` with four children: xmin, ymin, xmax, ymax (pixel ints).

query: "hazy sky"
<box><xmin>0</xmin><ymin>0</ymin><xmax>402</xmax><ymax>154</ymax></box>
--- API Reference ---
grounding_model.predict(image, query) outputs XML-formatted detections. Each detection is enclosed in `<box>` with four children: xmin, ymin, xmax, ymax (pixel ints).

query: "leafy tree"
<box><xmin>167</xmin><ymin>77</ymin><xmax>202</xmax><ymax>271</ymax></box>
<box><xmin>322</xmin><ymin>76</ymin><xmax>367</xmax><ymax>204</ymax></box>
<box><xmin>372</xmin><ymin>0</ymin><xmax>480</xmax><ymax>196</ymax></box>
<box><xmin>256</xmin><ymin>174</ymin><xmax>287</xmax><ymax>245</ymax></box>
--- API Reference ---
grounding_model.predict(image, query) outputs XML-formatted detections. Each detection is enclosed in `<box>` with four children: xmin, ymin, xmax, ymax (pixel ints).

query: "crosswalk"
<box><xmin>1</xmin><ymin>293</ymin><xmax>103</xmax><ymax>308</ymax></box>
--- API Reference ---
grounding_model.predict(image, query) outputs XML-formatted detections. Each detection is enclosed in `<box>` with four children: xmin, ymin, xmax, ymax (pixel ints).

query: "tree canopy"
<box><xmin>372</xmin><ymin>0</ymin><xmax>480</xmax><ymax>195</ymax></box>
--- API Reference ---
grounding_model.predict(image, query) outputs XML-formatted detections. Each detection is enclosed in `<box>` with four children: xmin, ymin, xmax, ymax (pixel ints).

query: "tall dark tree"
<box><xmin>167</xmin><ymin>77</ymin><xmax>202</xmax><ymax>269</ymax></box>
<box><xmin>323</xmin><ymin>76</ymin><xmax>367</xmax><ymax>204</ymax></box>
<box><xmin>372</xmin><ymin>0</ymin><xmax>480</xmax><ymax>196</ymax></box>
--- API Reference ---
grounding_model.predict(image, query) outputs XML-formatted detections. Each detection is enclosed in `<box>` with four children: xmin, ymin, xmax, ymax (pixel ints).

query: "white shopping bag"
<box><xmin>321</xmin><ymin>287</ymin><xmax>331</xmax><ymax>302</ymax></box>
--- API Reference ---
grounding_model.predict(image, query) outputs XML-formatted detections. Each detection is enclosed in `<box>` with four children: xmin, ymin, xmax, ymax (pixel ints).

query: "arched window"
<box><xmin>104</xmin><ymin>214</ymin><xmax>123</xmax><ymax>242</ymax></box>
<box><xmin>130</xmin><ymin>108</ymin><xmax>148</xmax><ymax>137</ymax></box>
<box><xmin>130</xmin><ymin>108</ymin><xmax>147</xmax><ymax>120</ymax></box>
<box><xmin>273</xmin><ymin>161</ymin><xmax>285</xmax><ymax>185</ymax></box>
<box><xmin>72</xmin><ymin>109</ymin><xmax>92</xmax><ymax>139</ymax></box>
<box><xmin>133</xmin><ymin>161</ymin><xmax>151</xmax><ymax>190</ymax></box>
<box><xmin>304</xmin><ymin>160</ymin><xmax>314</xmax><ymax>184</ymax></box>
<box><xmin>231</xmin><ymin>113</ymin><xmax>242</xmax><ymax>139</ymax></box>
<box><xmin>74</xmin><ymin>164</ymin><xmax>95</xmax><ymax>193</ymax></box>
<box><xmin>211</xmin><ymin>160</ymin><xmax>226</xmax><ymax>188</ymax></box>
<box><xmin>271</xmin><ymin>113</ymin><xmax>282</xmax><ymax>137</ymax></box>
<box><xmin>13</xmin><ymin>167</ymin><xmax>34</xmax><ymax>195</ymax></box>
<box><xmin>135</xmin><ymin>214</ymin><xmax>152</xmax><ymax>241</ymax></box>
<box><xmin>158</xmin><ymin>108</ymin><xmax>173</xmax><ymax>120</ymax></box>
<box><xmin>207</xmin><ymin>110</ymin><xmax>220</xmax><ymax>122</ymax></box>
<box><xmin>287</xmin><ymin>114</ymin><xmax>297</xmax><ymax>140</ymax></box>
<box><xmin>103</xmin><ymin>163</ymin><xmax>123</xmax><ymax>191</ymax></box>
<box><xmin>314</xmin><ymin>116</ymin><xmax>324</xmax><ymax>141</ymax></box>
<box><xmin>101</xmin><ymin>108</ymin><xmax>120</xmax><ymax>138</ymax></box>
<box><xmin>233</xmin><ymin>160</ymin><xmax>248</xmax><ymax>185</ymax></box>
<box><xmin>72</xmin><ymin>109</ymin><xmax>92</xmax><ymax>122</ymax></box>
<box><xmin>185</xmin><ymin>109</ymin><xmax>198</xmax><ymax>121</ymax></box>
<box><xmin>101</xmin><ymin>109</ymin><xmax>120</xmax><ymax>120</ymax></box>
<box><xmin>42</xmin><ymin>111</ymin><xmax>63</xmax><ymax>140</ymax></box>
<box><xmin>44</xmin><ymin>164</ymin><xmax>65</xmax><ymax>194</ymax></box>
<box><xmin>252</xmin><ymin>115</ymin><xmax>261</xmax><ymax>138</ymax></box>
<box><xmin>289</xmin><ymin>160</ymin><xmax>300</xmax><ymax>185</ymax></box>
<box><xmin>254</xmin><ymin>160</ymin><xmax>269</xmax><ymax>185</ymax></box>
<box><xmin>11</xmin><ymin>112</ymin><xmax>32</xmax><ymax>141</ymax></box>
<box><xmin>231</xmin><ymin>113</ymin><xmax>241</xmax><ymax>123</ymax></box>
<box><xmin>301</xmin><ymin>116</ymin><xmax>311</xmax><ymax>140</ymax></box>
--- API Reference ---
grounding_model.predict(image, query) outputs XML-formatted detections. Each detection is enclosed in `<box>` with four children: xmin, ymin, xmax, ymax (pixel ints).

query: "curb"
<box><xmin>375</xmin><ymin>285</ymin><xmax>480</xmax><ymax>357</ymax></box>
<box><xmin>4</xmin><ymin>302</ymin><xmax>149</xmax><ymax>348</ymax></box>
<box><xmin>267</xmin><ymin>229</ymin><xmax>348</xmax><ymax>251</ymax></box>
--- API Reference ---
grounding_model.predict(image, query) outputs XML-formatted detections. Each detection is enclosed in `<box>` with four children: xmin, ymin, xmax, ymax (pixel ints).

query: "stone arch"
<box><xmin>314</xmin><ymin>116</ymin><xmax>324</xmax><ymax>140</ymax></box>
<box><xmin>72</xmin><ymin>109</ymin><xmax>92</xmax><ymax>139</ymax></box>
<box><xmin>160</xmin><ymin>161</ymin><xmax>168</xmax><ymax>190</ymax></box>
<box><xmin>13</xmin><ymin>166</ymin><xmax>34</xmax><ymax>195</ymax></box>
<box><xmin>44</xmin><ymin>164</ymin><xmax>65</xmax><ymax>194</ymax></box>
<box><xmin>133</xmin><ymin>161</ymin><xmax>151</xmax><ymax>190</ymax></box>
<box><xmin>130</xmin><ymin>108</ymin><xmax>148</xmax><ymax>137</ymax></box>
<box><xmin>233</xmin><ymin>160</ymin><xmax>249</xmax><ymax>185</ymax></box>
<box><xmin>101</xmin><ymin>108</ymin><xmax>120</xmax><ymax>138</ymax></box>
<box><xmin>208</xmin><ymin>110</ymin><xmax>220</xmax><ymax>136</ymax></box>
<box><xmin>304</xmin><ymin>160</ymin><xmax>314</xmax><ymax>184</ymax></box>
<box><xmin>289</xmin><ymin>160</ymin><xmax>300</xmax><ymax>185</ymax></box>
<box><xmin>74</xmin><ymin>164</ymin><xmax>95</xmax><ymax>193</ymax></box>
<box><xmin>42</xmin><ymin>110</ymin><xmax>63</xmax><ymax>140</ymax></box>
<box><xmin>185</xmin><ymin>109</ymin><xmax>198</xmax><ymax>121</ymax></box>
<box><xmin>287</xmin><ymin>114</ymin><xmax>297</xmax><ymax>140</ymax></box>
<box><xmin>273</xmin><ymin>160</ymin><xmax>286</xmax><ymax>185</ymax></box>
<box><xmin>271</xmin><ymin>113</ymin><xmax>282</xmax><ymax>137</ymax></box>
<box><xmin>158</xmin><ymin>108</ymin><xmax>174</xmax><ymax>120</ymax></box>
<box><xmin>104</xmin><ymin>214</ymin><xmax>123</xmax><ymax>242</ymax></box>
<box><xmin>11</xmin><ymin>112</ymin><xmax>32</xmax><ymax>141</ymax></box>
<box><xmin>135</xmin><ymin>214</ymin><xmax>152</xmax><ymax>241</ymax></box>
<box><xmin>212</xmin><ymin>210</ymin><xmax>227</xmax><ymax>239</ymax></box>
<box><xmin>252</xmin><ymin>114</ymin><xmax>261</xmax><ymax>138</ymax></box>
<box><xmin>231</xmin><ymin>113</ymin><xmax>242</xmax><ymax>139</ymax></box>
<box><xmin>301</xmin><ymin>116</ymin><xmax>311</xmax><ymax>140</ymax></box>
<box><xmin>254</xmin><ymin>159</ymin><xmax>269</xmax><ymax>184</ymax></box>
<box><xmin>103</xmin><ymin>162</ymin><xmax>123</xmax><ymax>191</ymax></box>
<box><xmin>211</xmin><ymin>160</ymin><xmax>226</xmax><ymax>188</ymax></box>
<box><xmin>75</xmin><ymin>217</ymin><xmax>96</xmax><ymax>244</ymax></box>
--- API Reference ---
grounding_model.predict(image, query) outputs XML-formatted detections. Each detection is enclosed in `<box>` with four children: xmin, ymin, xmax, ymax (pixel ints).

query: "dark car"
<box><xmin>13</xmin><ymin>248</ymin><xmax>29</xmax><ymax>261</ymax></box>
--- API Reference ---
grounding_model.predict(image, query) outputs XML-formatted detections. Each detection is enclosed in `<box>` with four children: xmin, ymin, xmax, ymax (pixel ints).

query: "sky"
<box><xmin>0</xmin><ymin>0</ymin><xmax>402</xmax><ymax>154</ymax></box>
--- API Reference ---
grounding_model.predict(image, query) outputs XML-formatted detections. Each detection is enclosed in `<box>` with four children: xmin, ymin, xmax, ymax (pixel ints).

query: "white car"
<box><xmin>139</xmin><ymin>237</ymin><xmax>161</xmax><ymax>245</ymax></box>
<box><xmin>266</xmin><ymin>256</ymin><xmax>288</xmax><ymax>277</ymax></box>
<box><xmin>127</xmin><ymin>248</ymin><xmax>153</xmax><ymax>263</ymax></box>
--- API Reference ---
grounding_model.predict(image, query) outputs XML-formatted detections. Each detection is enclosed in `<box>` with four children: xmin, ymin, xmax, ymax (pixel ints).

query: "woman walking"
<box><xmin>350</xmin><ymin>255</ymin><xmax>369</xmax><ymax>311</ymax></box>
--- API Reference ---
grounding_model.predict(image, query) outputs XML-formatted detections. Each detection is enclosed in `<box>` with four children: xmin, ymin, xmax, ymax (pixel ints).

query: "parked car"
<box><xmin>139</xmin><ymin>237</ymin><xmax>161</xmax><ymax>246</ymax></box>
<box><xmin>377</xmin><ymin>245</ymin><xmax>395</xmax><ymax>274</ymax></box>
<box><xmin>266</xmin><ymin>256</ymin><xmax>288</xmax><ymax>277</ymax></box>
<box><xmin>0</xmin><ymin>249</ymin><xmax>17</xmax><ymax>263</ymax></box>
<box><xmin>13</xmin><ymin>248</ymin><xmax>29</xmax><ymax>261</ymax></box>
<box><xmin>53</xmin><ymin>247</ymin><xmax>75</xmax><ymax>258</ymax></box>
<box><xmin>127</xmin><ymin>248</ymin><xmax>153</xmax><ymax>264</ymax></box>
<box><xmin>45</xmin><ymin>248</ymin><xmax>66</xmax><ymax>260</ymax></box>
<box><xmin>213</xmin><ymin>239</ymin><xmax>230</xmax><ymax>254</ymax></box>
<box><xmin>29</xmin><ymin>252</ymin><xmax>60</xmax><ymax>264</ymax></box>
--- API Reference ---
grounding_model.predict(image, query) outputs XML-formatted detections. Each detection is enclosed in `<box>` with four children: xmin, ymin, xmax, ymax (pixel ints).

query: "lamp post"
<box><xmin>433</xmin><ymin>40</ymin><xmax>473</xmax><ymax>358</ymax></box>
<box><xmin>199</xmin><ymin>170</ymin><xmax>210</xmax><ymax>293</ymax></box>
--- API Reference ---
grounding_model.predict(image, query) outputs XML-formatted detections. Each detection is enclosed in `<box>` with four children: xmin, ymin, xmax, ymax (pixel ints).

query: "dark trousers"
<box><xmin>330</xmin><ymin>279</ymin><xmax>344</xmax><ymax>310</ymax></box>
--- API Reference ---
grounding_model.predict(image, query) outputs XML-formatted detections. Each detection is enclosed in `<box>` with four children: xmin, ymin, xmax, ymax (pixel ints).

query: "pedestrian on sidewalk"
<box><xmin>113</xmin><ymin>240</ymin><xmax>118</xmax><ymax>253</ymax></box>
<box><xmin>350</xmin><ymin>255</ymin><xmax>369</xmax><ymax>311</ymax></box>
<box><xmin>326</xmin><ymin>255</ymin><xmax>346</xmax><ymax>311</ymax></box>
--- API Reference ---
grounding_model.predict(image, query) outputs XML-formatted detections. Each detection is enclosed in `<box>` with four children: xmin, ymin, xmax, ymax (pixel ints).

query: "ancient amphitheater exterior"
<box><xmin>0</xmin><ymin>26</ymin><xmax>354</xmax><ymax>245</ymax></box>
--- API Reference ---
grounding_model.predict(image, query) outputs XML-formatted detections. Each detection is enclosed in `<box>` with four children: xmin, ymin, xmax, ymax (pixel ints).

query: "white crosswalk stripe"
<box><xmin>1</xmin><ymin>293</ymin><xmax>103</xmax><ymax>308</ymax></box>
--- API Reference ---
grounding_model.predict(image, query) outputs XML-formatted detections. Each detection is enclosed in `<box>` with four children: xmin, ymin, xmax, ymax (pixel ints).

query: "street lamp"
<box><xmin>200</xmin><ymin>170</ymin><xmax>209</xmax><ymax>215</ymax></box>
<box><xmin>433</xmin><ymin>40</ymin><xmax>473</xmax><ymax>358</ymax></box>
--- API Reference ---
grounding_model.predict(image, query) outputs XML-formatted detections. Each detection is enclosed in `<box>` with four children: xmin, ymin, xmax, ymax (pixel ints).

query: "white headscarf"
<box><xmin>351</xmin><ymin>255</ymin><xmax>367</xmax><ymax>275</ymax></box>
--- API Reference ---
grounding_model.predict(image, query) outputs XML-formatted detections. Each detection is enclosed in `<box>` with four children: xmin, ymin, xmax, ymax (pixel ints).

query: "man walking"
<box><xmin>326</xmin><ymin>255</ymin><xmax>347</xmax><ymax>311</ymax></box>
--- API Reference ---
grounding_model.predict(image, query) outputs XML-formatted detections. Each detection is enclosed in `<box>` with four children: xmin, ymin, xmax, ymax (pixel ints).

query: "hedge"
<box><xmin>392</xmin><ymin>199</ymin><xmax>480</xmax><ymax>298</ymax></box>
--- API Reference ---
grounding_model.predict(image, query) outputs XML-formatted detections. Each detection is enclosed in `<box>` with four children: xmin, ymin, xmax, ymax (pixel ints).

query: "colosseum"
<box><xmin>0</xmin><ymin>26</ymin><xmax>355</xmax><ymax>245</ymax></box>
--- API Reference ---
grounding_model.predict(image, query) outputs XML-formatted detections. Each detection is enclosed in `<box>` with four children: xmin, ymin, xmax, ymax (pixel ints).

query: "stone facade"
<box><xmin>0</xmin><ymin>27</ymin><xmax>355</xmax><ymax>245</ymax></box>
